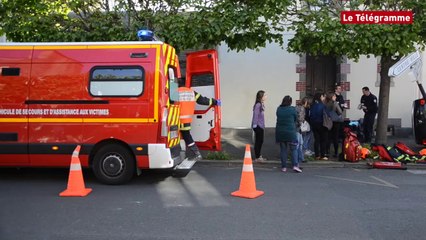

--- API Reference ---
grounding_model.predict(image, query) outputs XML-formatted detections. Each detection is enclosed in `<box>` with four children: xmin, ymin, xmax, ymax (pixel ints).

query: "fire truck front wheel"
<box><xmin>92</xmin><ymin>144</ymin><xmax>135</xmax><ymax>185</ymax></box>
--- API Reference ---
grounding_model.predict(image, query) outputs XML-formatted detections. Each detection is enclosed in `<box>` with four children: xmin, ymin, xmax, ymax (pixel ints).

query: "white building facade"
<box><xmin>217</xmin><ymin>33</ymin><xmax>425</xmax><ymax>132</ymax></box>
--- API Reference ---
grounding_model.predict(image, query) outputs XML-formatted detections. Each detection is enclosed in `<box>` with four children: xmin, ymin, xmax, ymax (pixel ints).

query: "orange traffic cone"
<box><xmin>231</xmin><ymin>144</ymin><xmax>264</xmax><ymax>199</ymax></box>
<box><xmin>59</xmin><ymin>145</ymin><xmax>92</xmax><ymax>197</ymax></box>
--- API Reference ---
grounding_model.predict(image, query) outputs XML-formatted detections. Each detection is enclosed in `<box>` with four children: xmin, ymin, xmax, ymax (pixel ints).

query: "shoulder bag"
<box><xmin>300</xmin><ymin>121</ymin><xmax>310</xmax><ymax>132</ymax></box>
<box><xmin>323</xmin><ymin>110</ymin><xmax>333</xmax><ymax>130</ymax></box>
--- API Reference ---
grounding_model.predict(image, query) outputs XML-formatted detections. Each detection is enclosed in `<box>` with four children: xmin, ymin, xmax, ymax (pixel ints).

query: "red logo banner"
<box><xmin>340</xmin><ymin>11</ymin><xmax>413</xmax><ymax>24</ymax></box>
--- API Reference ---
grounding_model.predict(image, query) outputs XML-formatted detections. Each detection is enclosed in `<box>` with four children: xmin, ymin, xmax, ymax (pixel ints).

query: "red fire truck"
<box><xmin>0</xmin><ymin>41</ymin><xmax>221</xmax><ymax>184</ymax></box>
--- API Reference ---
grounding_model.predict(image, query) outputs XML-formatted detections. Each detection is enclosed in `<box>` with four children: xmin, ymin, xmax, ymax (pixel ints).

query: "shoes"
<box><xmin>281</xmin><ymin>168</ymin><xmax>287</xmax><ymax>172</ymax></box>
<box><xmin>189</xmin><ymin>145</ymin><xmax>202</xmax><ymax>160</ymax></box>
<box><xmin>304</xmin><ymin>150</ymin><xmax>314</xmax><ymax>156</ymax></box>
<box><xmin>321</xmin><ymin>157</ymin><xmax>329</xmax><ymax>160</ymax></box>
<box><xmin>293</xmin><ymin>166</ymin><xmax>302</xmax><ymax>173</ymax></box>
<box><xmin>189</xmin><ymin>154</ymin><xmax>202</xmax><ymax>161</ymax></box>
<box><xmin>254</xmin><ymin>156</ymin><xmax>267</xmax><ymax>163</ymax></box>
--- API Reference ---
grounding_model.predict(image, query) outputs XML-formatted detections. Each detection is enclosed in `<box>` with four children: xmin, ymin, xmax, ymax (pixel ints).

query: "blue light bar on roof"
<box><xmin>137</xmin><ymin>29</ymin><xmax>154</xmax><ymax>41</ymax></box>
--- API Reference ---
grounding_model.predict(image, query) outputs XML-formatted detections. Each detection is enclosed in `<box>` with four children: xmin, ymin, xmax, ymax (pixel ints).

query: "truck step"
<box><xmin>173</xmin><ymin>158</ymin><xmax>197</xmax><ymax>178</ymax></box>
<box><xmin>175</xmin><ymin>158</ymin><xmax>197</xmax><ymax>170</ymax></box>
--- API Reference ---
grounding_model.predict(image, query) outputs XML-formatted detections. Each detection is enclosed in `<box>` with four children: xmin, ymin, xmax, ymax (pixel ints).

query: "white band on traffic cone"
<box><xmin>70</xmin><ymin>163</ymin><xmax>82</xmax><ymax>171</ymax></box>
<box><xmin>72</xmin><ymin>151</ymin><xmax>79</xmax><ymax>158</ymax></box>
<box><xmin>242</xmin><ymin>164</ymin><xmax>253</xmax><ymax>172</ymax></box>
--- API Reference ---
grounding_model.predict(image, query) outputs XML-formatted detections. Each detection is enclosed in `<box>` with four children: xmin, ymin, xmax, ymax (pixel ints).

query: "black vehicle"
<box><xmin>413</xmin><ymin>98</ymin><xmax>426</xmax><ymax>145</ymax></box>
<box><xmin>413</xmin><ymin>79</ymin><xmax>426</xmax><ymax>145</ymax></box>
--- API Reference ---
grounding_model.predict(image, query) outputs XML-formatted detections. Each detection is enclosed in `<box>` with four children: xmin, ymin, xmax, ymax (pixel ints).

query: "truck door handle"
<box><xmin>196</xmin><ymin>115</ymin><xmax>202</xmax><ymax>119</ymax></box>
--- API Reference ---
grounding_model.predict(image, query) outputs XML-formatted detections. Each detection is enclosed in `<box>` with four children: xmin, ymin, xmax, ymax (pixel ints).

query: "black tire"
<box><xmin>92</xmin><ymin>144</ymin><xmax>135</xmax><ymax>185</ymax></box>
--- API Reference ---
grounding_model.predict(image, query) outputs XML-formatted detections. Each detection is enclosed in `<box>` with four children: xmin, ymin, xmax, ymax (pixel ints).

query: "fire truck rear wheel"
<box><xmin>92</xmin><ymin>144</ymin><xmax>135</xmax><ymax>185</ymax></box>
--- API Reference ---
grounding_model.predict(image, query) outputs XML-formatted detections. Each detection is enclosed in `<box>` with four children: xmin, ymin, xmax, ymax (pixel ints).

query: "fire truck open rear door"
<box><xmin>185</xmin><ymin>49</ymin><xmax>221</xmax><ymax>151</ymax></box>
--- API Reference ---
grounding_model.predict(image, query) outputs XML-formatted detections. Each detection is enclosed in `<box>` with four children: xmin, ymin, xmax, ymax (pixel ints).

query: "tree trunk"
<box><xmin>375</xmin><ymin>56</ymin><xmax>398</xmax><ymax>145</ymax></box>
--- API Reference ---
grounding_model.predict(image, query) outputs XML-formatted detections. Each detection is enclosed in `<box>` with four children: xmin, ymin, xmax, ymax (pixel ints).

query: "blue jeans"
<box><xmin>296</xmin><ymin>132</ymin><xmax>304</xmax><ymax>164</ymax></box>
<box><xmin>302</xmin><ymin>131</ymin><xmax>313</xmax><ymax>152</ymax></box>
<box><xmin>279</xmin><ymin>142</ymin><xmax>298</xmax><ymax>168</ymax></box>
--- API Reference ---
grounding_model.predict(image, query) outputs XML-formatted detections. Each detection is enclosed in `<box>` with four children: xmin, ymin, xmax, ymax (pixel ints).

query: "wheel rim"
<box><xmin>102</xmin><ymin>154</ymin><xmax>125</xmax><ymax>177</ymax></box>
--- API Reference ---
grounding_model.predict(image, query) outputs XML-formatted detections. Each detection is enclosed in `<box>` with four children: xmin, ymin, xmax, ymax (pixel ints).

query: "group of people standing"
<box><xmin>251</xmin><ymin>85</ymin><xmax>378</xmax><ymax>173</ymax></box>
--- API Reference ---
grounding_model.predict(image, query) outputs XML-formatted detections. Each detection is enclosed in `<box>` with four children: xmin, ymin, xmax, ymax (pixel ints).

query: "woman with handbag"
<box><xmin>300</xmin><ymin>97</ymin><xmax>314</xmax><ymax>156</ymax></box>
<box><xmin>309</xmin><ymin>92</ymin><xmax>329</xmax><ymax>160</ymax></box>
<box><xmin>325</xmin><ymin>92</ymin><xmax>344</xmax><ymax>158</ymax></box>
<box><xmin>295</xmin><ymin>98</ymin><xmax>309</xmax><ymax>164</ymax></box>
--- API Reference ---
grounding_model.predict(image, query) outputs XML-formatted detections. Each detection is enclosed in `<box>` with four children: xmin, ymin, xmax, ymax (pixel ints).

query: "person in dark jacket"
<box><xmin>325</xmin><ymin>92</ymin><xmax>343</xmax><ymax>158</ymax></box>
<box><xmin>334</xmin><ymin>84</ymin><xmax>347</xmax><ymax>153</ymax></box>
<box><xmin>275</xmin><ymin>96</ymin><xmax>302</xmax><ymax>173</ymax></box>
<box><xmin>310</xmin><ymin>92</ymin><xmax>329</xmax><ymax>160</ymax></box>
<box><xmin>335</xmin><ymin>84</ymin><xmax>348</xmax><ymax>112</ymax></box>
<box><xmin>359</xmin><ymin>86</ymin><xmax>378</xmax><ymax>143</ymax></box>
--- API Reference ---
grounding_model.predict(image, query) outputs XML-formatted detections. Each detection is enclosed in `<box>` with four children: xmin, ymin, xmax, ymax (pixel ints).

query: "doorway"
<box><xmin>306</xmin><ymin>55</ymin><xmax>337</xmax><ymax>96</ymax></box>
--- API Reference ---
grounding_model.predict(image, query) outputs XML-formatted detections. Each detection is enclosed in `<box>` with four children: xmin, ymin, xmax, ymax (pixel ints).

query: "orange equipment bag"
<box><xmin>343</xmin><ymin>128</ymin><xmax>362</xmax><ymax>162</ymax></box>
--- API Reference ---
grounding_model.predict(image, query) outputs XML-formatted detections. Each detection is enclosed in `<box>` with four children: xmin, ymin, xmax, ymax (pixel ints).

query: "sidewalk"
<box><xmin>199</xmin><ymin>128</ymin><xmax>426</xmax><ymax>169</ymax></box>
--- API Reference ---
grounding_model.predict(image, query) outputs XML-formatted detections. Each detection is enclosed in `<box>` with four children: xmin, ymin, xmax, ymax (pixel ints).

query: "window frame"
<box><xmin>89</xmin><ymin>66</ymin><xmax>145</xmax><ymax>97</ymax></box>
<box><xmin>190</xmin><ymin>72</ymin><xmax>215</xmax><ymax>87</ymax></box>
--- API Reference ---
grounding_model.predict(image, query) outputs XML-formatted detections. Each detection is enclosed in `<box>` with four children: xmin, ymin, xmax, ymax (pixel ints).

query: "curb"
<box><xmin>198</xmin><ymin>159</ymin><xmax>426</xmax><ymax>169</ymax></box>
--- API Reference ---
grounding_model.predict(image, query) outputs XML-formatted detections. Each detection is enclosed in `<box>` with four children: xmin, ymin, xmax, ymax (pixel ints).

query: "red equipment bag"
<box><xmin>343</xmin><ymin>129</ymin><xmax>362</xmax><ymax>162</ymax></box>
<box><xmin>372</xmin><ymin>144</ymin><xmax>422</xmax><ymax>163</ymax></box>
<box><xmin>394</xmin><ymin>142</ymin><xmax>417</xmax><ymax>156</ymax></box>
<box><xmin>371</xmin><ymin>144</ymin><xmax>394</xmax><ymax>162</ymax></box>
<box><xmin>371</xmin><ymin>161</ymin><xmax>407</xmax><ymax>170</ymax></box>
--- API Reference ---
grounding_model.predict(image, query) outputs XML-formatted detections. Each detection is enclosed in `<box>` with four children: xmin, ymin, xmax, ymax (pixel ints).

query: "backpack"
<box><xmin>371</xmin><ymin>144</ymin><xmax>419</xmax><ymax>163</ymax></box>
<box><xmin>394</xmin><ymin>142</ymin><xmax>417</xmax><ymax>156</ymax></box>
<box><xmin>345</xmin><ymin>121</ymin><xmax>364</xmax><ymax>143</ymax></box>
<box><xmin>394</xmin><ymin>142</ymin><xmax>426</xmax><ymax>162</ymax></box>
<box><xmin>371</xmin><ymin>144</ymin><xmax>394</xmax><ymax>162</ymax></box>
<box><xmin>343</xmin><ymin>129</ymin><xmax>362</xmax><ymax>162</ymax></box>
<box><xmin>386</xmin><ymin>146</ymin><xmax>406</xmax><ymax>162</ymax></box>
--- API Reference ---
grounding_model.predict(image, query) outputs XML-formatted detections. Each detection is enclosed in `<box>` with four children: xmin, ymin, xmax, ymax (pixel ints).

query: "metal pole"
<box><xmin>417</xmin><ymin>81</ymin><xmax>426</xmax><ymax>100</ymax></box>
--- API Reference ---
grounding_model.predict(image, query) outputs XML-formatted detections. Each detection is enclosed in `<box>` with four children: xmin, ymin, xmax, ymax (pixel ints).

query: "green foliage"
<box><xmin>1</xmin><ymin>0</ymin><xmax>424</xmax><ymax>56</ymax></box>
<box><xmin>205</xmin><ymin>151</ymin><xmax>231</xmax><ymax>160</ymax></box>
<box><xmin>0</xmin><ymin>0</ymin><xmax>290</xmax><ymax>52</ymax></box>
<box><xmin>287</xmin><ymin>0</ymin><xmax>426</xmax><ymax>60</ymax></box>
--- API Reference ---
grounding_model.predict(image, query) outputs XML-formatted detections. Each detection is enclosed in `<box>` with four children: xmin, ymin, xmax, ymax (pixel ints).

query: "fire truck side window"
<box><xmin>89</xmin><ymin>66</ymin><xmax>144</xmax><ymax>97</ymax></box>
<box><xmin>168</xmin><ymin>67</ymin><xmax>179</xmax><ymax>102</ymax></box>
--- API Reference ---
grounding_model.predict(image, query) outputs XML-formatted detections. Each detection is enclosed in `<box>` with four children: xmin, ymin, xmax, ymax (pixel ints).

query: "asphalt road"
<box><xmin>1</xmin><ymin>164</ymin><xmax>426</xmax><ymax>240</ymax></box>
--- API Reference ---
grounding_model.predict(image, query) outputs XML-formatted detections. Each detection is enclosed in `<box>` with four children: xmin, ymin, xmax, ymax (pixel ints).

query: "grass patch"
<box><xmin>205</xmin><ymin>151</ymin><xmax>232</xmax><ymax>160</ymax></box>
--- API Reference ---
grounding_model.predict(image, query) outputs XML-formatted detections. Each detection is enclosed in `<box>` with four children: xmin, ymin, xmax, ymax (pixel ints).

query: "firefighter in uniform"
<box><xmin>178</xmin><ymin>79</ymin><xmax>221</xmax><ymax>160</ymax></box>
<box><xmin>359</xmin><ymin>86</ymin><xmax>378</xmax><ymax>143</ymax></box>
